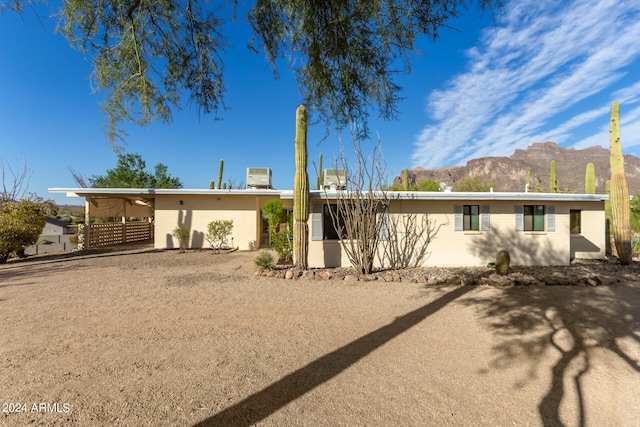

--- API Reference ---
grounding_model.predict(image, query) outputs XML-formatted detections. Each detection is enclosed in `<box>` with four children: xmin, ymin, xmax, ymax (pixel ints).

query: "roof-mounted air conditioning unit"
<box><xmin>323</xmin><ymin>169</ymin><xmax>347</xmax><ymax>189</ymax></box>
<box><xmin>247</xmin><ymin>167</ymin><xmax>272</xmax><ymax>189</ymax></box>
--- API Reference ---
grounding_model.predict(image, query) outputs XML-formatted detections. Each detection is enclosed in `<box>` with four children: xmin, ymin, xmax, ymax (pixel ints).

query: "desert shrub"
<box><xmin>262</xmin><ymin>200</ymin><xmax>293</xmax><ymax>263</ymax></box>
<box><xmin>205</xmin><ymin>219</ymin><xmax>233</xmax><ymax>252</ymax></box>
<box><xmin>69</xmin><ymin>227</ymin><xmax>79</xmax><ymax>245</ymax></box>
<box><xmin>454</xmin><ymin>175</ymin><xmax>494</xmax><ymax>192</ymax></box>
<box><xmin>495</xmin><ymin>249</ymin><xmax>511</xmax><ymax>276</ymax></box>
<box><xmin>172</xmin><ymin>226</ymin><xmax>190</xmax><ymax>251</ymax></box>
<box><xmin>254</xmin><ymin>250</ymin><xmax>274</xmax><ymax>271</ymax></box>
<box><xmin>0</xmin><ymin>199</ymin><xmax>46</xmax><ymax>263</ymax></box>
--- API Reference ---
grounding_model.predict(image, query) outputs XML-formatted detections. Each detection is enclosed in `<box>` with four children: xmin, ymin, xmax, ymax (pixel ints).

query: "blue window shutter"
<box><xmin>481</xmin><ymin>205</ymin><xmax>490</xmax><ymax>231</ymax></box>
<box><xmin>311</xmin><ymin>203</ymin><xmax>323</xmax><ymax>241</ymax></box>
<box><xmin>454</xmin><ymin>205</ymin><xmax>463</xmax><ymax>231</ymax></box>
<box><xmin>515</xmin><ymin>205</ymin><xmax>524</xmax><ymax>231</ymax></box>
<box><xmin>547</xmin><ymin>205</ymin><xmax>556</xmax><ymax>232</ymax></box>
<box><xmin>378</xmin><ymin>211</ymin><xmax>390</xmax><ymax>241</ymax></box>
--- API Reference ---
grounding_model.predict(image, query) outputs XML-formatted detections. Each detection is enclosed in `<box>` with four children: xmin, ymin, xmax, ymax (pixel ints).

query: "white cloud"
<box><xmin>412</xmin><ymin>0</ymin><xmax>640</xmax><ymax>168</ymax></box>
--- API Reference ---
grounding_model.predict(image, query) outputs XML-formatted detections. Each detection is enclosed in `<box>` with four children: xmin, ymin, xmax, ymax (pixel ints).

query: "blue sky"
<box><xmin>1</xmin><ymin>0</ymin><xmax>639</xmax><ymax>205</ymax></box>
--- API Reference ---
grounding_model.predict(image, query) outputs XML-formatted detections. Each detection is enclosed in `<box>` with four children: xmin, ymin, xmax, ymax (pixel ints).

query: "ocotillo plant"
<box><xmin>403</xmin><ymin>168</ymin><xmax>409</xmax><ymax>191</ymax></box>
<box><xmin>609</xmin><ymin>102</ymin><xmax>632</xmax><ymax>264</ymax></box>
<box><xmin>549</xmin><ymin>160</ymin><xmax>558</xmax><ymax>193</ymax></box>
<box><xmin>585</xmin><ymin>163</ymin><xmax>596</xmax><ymax>194</ymax></box>
<box><xmin>317</xmin><ymin>153</ymin><xmax>323</xmax><ymax>190</ymax></box>
<box><xmin>216</xmin><ymin>159</ymin><xmax>224</xmax><ymax>189</ymax></box>
<box><xmin>293</xmin><ymin>105</ymin><xmax>309</xmax><ymax>269</ymax></box>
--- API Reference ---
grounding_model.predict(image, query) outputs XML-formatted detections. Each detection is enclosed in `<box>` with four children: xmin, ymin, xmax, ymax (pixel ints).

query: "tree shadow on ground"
<box><xmin>460</xmin><ymin>281</ymin><xmax>640</xmax><ymax>426</ymax></box>
<box><xmin>193</xmin><ymin>286</ymin><xmax>471</xmax><ymax>427</ymax></box>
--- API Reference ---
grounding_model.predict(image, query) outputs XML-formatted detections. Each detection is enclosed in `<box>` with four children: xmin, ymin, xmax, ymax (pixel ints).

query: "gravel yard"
<box><xmin>1</xmin><ymin>248</ymin><xmax>639</xmax><ymax>426</ymax></box>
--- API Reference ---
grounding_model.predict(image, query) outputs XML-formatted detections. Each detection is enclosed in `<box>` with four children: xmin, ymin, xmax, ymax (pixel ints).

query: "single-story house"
<box><xmin>50</xmin><ymin>187</ymin><xmax>608</xmax><ymax>267</ymax></box>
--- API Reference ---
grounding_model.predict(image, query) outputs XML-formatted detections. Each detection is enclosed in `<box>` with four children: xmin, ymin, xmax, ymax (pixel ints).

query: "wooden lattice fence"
<box><xmin>78</xmin><ymin>222</ymin><xmax>153</xmax><ymax>249</ymax></box>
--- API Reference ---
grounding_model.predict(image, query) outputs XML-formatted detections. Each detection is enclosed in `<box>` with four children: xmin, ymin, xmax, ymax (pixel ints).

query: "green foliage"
<box><xmin>454</xmin><ymin>175</ymin><xmax>493</xmax><ymax>192</ymax></box>
<box><xmin>631</xmin><ymin>194</ymin><xmax>640</xmax><ymax>234</ymax></box>
<box><xmin>56</xmin><ymin>0</ymin><xmax>226</xmax><ymax>146</ymax></box>
<box><xmin>0</xmin><ymin>199</ymin><xmax>46</xmax><ymax>263</ymax></box>
<box><xmin>263</xmin><ymin>200</ymin><xmax>293</xmax><ymax>264</ymax></box>
<box><xmin>495</xmin><ymin>249</ymin><xmax>510</xmax><ymax>276</ymax></box>
<box><xmin>387</xmin><ymin>178</ymin><xmax>439</xmax><ymax>191</ymax></box>
<box><xmin>90</xmin><ymin>153</ymin><xmax>183</xmax><ymax>188</ymax></box>
<box><xmin>254</xmin><ymin>249</ymin><xmax>274</xmax><ymax>271</ymax></box>
<box><xmin>172</xmin><ymin>226</ymin><xmax>189</xmax><ymax>251</ymax></box>
<box><xmin>249</xmin><ymin>0</ymin><xmax>498</xmax><ymax>138</ymax></box>
<box><xmin>6</xmin><ymin>0</ymin><xmax>498</xmax><ymax>143</ymax></box>
<box><xmin>205</xmin><ymin>219</ymin><xmax>233</xmax><ymax>252</ymax></box>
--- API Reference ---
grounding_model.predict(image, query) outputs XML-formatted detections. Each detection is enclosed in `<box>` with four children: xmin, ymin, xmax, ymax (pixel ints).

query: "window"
<box><xmin>323</xmin><ymin>204</ymin><xmax>346</xmax><ymax>240</ymax></box>
<box><xmin>524</xmin><ymin>205</ymin><xmax>545</xmax><ymax>231</ymax></box>
<box><xmin>463</xmin><ymin>205</ymin><xmax>479</xmax><ymax>231</ymax></box>
<box><xmin>570</xmin><ymin>210</ymin><xmax>581</xmax><ymax>234</ymax></box>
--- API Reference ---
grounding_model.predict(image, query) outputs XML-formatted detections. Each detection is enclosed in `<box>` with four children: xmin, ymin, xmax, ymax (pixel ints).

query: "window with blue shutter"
<box><xmin>481</xmin><ymin>205</ymin><xmax>490</xmax><ymax>231</ymax></box>
<box><xmin>515</xmin><ymin>205</ymin><xmax>524</xmax><ymax>231</ymax></box>
<box><xmin>454</xmin><ymin>205</ymin><xmax>463</xmax><ymax>231</ymax></box>
<box><xmin>547</xmin><ymin>205</ymin><xmax>555</xmax><ymax>232</ymax></box>
<box><xmin>311</xmin><ymin>203</ymin><xmax>323</xmax><ymax>241</ymax></box>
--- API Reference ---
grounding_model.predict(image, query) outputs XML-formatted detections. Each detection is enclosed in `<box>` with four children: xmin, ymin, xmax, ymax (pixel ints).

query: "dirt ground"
<box><xmin>1</xmin><ymin>247</ymin><xmax>639</xmax><ymax>427</ymax></box>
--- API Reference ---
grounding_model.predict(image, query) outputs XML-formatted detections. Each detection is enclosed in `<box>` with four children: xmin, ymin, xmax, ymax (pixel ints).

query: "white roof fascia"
<box><xmin>49</xmin><ymin>188</ymin><xmax>285</xmax><ymax>198</ymax></box>
<box><xmin>284</xmin><ymin>190</ymin><xmax>609</xmax><ymax>202</ymax></box>
<box><xmin>51</xmin><ymin>188</ymin><xmax>609</xmax><ymax>202</ymax></box>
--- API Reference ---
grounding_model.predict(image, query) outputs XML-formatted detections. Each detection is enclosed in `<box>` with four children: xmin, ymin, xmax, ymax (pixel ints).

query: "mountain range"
<box><xmin>396</xmin><ymin>142</ymin><xmax>640</xmax><ymax>195</ymax></box>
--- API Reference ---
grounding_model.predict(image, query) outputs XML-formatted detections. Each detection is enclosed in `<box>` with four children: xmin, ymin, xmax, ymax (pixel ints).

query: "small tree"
<box><xmin>262</xmin><ymin>200</ymin><xmax>293</xmax><ymax>264</ymax></box>
<box><xmin>205</xmin><ymin>219</ymin><xmax>233</xmax><ymax>252</ymax></box>
<box><xmin>0</xmin><ymin>199</ymin><xmax>46</xmax><ymax>263</ymax></box>
<box><xmin>172</xmin><ymin>226</ymin><xmax>190</xmax><ymax>251</ymax></box>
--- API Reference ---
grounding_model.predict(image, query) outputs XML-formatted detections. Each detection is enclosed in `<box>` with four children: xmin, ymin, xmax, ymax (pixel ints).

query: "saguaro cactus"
<box><xmin>317</xmin><ymin>153</ymin><xmax>323</xmax><ymax>190</ymax></box>
<box><xmin>293</xmin><ymin>105</ymin><xmax>309</xmax><ymax>269</ymax></box>
<box><xmin>526</xmin><ymin>171</ymin><xmax>531</xmax><ymax>191</ymax></box>
<box><xmin>549</xmin><ymin>160</ymin><xmax>558</xmax><ymax>193</ymax></box>
<box><xmin>609</xmin><ymin>102</ymin><xmax>632</xmax><ymax>264</ymax></box>
<box><xmin>605</xmin><ymin>180</ymin><xmax>612</xmax><ymax>255</ymax></box>
<box><xmin>209</xmin><ymin>180</ymin><xmax>214</xmax><ymax>190</ymax></box>
<box><xmin>216</xmin><ymin>159</ymin><xmax>224</xmax><ymax>189</ymax></box>
<box><xmin>585</xmin><ymin>163</ymin><xmax>596</xmax><ymax>194</ymax></box>
<box><xmin>403</xmin><ymin>168</ymin><xmax>409</xmax><ymax>191</ymax></box>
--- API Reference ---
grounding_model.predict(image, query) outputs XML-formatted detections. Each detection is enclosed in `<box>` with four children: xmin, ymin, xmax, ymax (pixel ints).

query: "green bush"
<box><xmin>205</xmin><ymin>219</ymin><xmax>233</xmax><ymax>252</ymax></box>
<box><xmin>172</xmin><ymin>226</ymin><xmax>190</xmax><ymax>251</ymax></box>
<box><xmin>0</xmin><ymin>200</ymin><xmax>46</xmax><ymax>263</ymax></box>
<box><xmin>254</xmin><ymin>250</ymin><xmax>274</xmax><ymax>271</ymax></box>
<box><xmin>262</xmin><ymin>200</ymin><xmax>293</xmax><ymax>264</ymax></box>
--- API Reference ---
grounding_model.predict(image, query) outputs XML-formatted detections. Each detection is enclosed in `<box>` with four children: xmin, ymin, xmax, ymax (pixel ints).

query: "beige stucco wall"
<box><xmin>307</xmin><ymin>199</ymin><xmax>606</xmax><ymax>268</ymax></box>
<box><xmin>570</xmin><ymin>201</ymin><xmax>606</xmax><ymax>260</ymax></box>
<box><xmin>154</xmin><ymin>194</ymin><xmax>287</xmax><ymax>250</ymax></box>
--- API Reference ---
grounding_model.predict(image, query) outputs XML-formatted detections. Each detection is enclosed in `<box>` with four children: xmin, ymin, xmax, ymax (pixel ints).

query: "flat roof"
<box><xmin>49</xmin><ymin>188</ymin><xmax>283</xmax><ymax>198</ymax></box>
<box><xmin>51</xmin><ymin>187</ymin><xmax>609</xmax><ymax>202</ymax></box>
